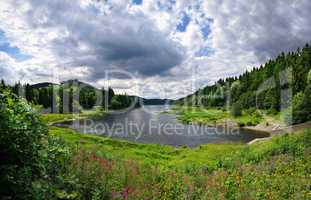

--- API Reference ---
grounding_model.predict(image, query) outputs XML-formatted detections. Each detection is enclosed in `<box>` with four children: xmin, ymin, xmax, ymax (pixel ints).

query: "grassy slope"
<box><xmin>49</xmin><ymin>126</ymin><xmax>243</xmax><ymax>168</ymax></box>
<box><xmin>49</xmin><ymin>124</ymin><xmax>309</xmax><ymax>170</ymax></box>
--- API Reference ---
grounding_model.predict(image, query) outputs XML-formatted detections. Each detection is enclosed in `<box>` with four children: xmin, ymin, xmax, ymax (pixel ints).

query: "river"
<box><xmin>55</xmin><ymin>105</ymin><xmax>269</xmax><ymax>147</ymax></box>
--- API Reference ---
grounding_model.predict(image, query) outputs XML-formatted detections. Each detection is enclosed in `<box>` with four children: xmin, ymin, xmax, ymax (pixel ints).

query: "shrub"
<box><xmin>0</xmin><ymin>90</ymin><xmax>47</xmax><ymax>198</ymax></box>
<box><xmin>0</xmin><ymin>90</ymin><xmax>71</xmax><ymax>199</ymax></box>
<box><xmin>231</xmin><ymin>102</ymin><xmax>242</xmax><ymax>117</ymax></box>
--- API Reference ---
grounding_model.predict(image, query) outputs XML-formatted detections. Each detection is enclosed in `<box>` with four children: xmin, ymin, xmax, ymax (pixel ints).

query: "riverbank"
<box><xmin>174</xmin><ymin>106</ymin><xmax>284</xmax><ymax>131</ymax></box>
<box><xmin>45</xmin><ymin>108</ymin><xmax>264</xmax><ymax>166</ymax></box>
<box><xmin>46</xmin><ymin>110</ymin><xmax>245</xmax><ymax>166</ymax></box>
<box><xmin>244</xmin><ymin>119</ymin><xmax>311</xmax><ymax>135</ymax></box>
<box><xmin>41</xmin><ymin>106</ymin><xmax>105</xmax><ymax>125</ymax></box>
<box><xmin>45</xmin><ymin>109</ymin><xmax>309</xmax><ymax>166</ymax></box>
<box><xmin>247</xmin><ymin>121</ymin><xmax>311</xmax><ymax>145</ymax></box>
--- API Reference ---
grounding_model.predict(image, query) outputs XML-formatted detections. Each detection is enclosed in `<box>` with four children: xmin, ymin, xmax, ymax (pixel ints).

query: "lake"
<box><xmin>55</xmin><ymin>105</ymin><xmax>269</xmax><ymax>147</ymax></box>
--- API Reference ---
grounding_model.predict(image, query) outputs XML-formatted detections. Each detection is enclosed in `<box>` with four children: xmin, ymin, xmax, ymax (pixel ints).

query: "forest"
<box><xmin>177</xmin><ymin>44</ymin><xmax>311</xmax><ymax>125</ymax></box>
<box><xmin>0</xmin><ymin>79</ymin><xmax>140</xmax><ymax>112</ymax></box>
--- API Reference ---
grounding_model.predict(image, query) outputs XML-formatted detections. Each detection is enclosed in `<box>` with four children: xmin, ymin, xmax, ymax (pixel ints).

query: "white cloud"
<box><xmin>0</xmin><ymin>0</ymin><xmax>311</xmax><ymax>99</ymax></box>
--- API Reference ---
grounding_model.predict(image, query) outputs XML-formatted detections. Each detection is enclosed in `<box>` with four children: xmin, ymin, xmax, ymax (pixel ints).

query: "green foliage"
<box><xmin>231</xmin><ymin>102</ymin><xmax>242</xmax><ymax>117</ymax></box>
<box><xmin>7</xmin><ymin>79</ymin><xmax>138</xmax><ymax>114</ymax></box>
<box><xmin>283</xmin><ymin>86</ymin><xmax>311</xmax><ymax>125</ymax></box>
<box><xmin>79</xmin><ymin>86</ymin><xmax>97</xmax><ymax>109</ymax></box>
<box><xmin>0</xmin><ymin>90</ymin><xmax>75</xmax><ymax>199</ymax></box>
<box><xmin>230</xmin><ymin>80</ymin><xmax>242</xmax><ymax>103</ymax></box>
<box><xmin>110</xmin><ymin>95</ymin><xmax>139</xmax><ymax>110</ymax></box>
<box><xmin>0</xmin><ymin>90</ymin><xmax>47</xmax><ymax>198</ymax></box>
<box><xmin>283</xmin><ymin>92</ymin><xmax>304</xmax><ymax>125</ymax></box>
<box><xmin>177</xmin><ymin>107</ymin><xmax>229</xmax><ymax>124</ymax></box>
<box><xmin>41</xmin><ymin>108</ymin><xmax>105</xmax><ymax>124</ymax></box>
<box><xmin>307</xmin><ymin>69</ymin><xmax>311</xmax><ymax>84</ymax></box>
<box><xmin>49</xmin><ymin>125</ymin><xmax>311</xmax><ymax>199</ymax></box>
<box><xmin>234</xmin><ymin>110</ymin><xmax>263</xmax><ymax>127</ymax></box>
<box><xmin>110</xmin><ymin>96</ymin><xmax>123</xmax><ymax>109</ymax></box>
<box><xmin>176</xmin><ymin>106</ymin><xmax>265</xmax><ymax>126</ymax></box>
<box><xmin>178</xmin><ymin>44</ymin><xmax>311</xmax><ymax>124</ymax></box>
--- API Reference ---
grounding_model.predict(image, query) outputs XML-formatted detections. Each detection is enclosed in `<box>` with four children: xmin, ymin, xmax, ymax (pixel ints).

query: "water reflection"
<box><xmin>56</xmin><ymin>106</ymin><xmax>269</xmax><ymax>147</ymax></box>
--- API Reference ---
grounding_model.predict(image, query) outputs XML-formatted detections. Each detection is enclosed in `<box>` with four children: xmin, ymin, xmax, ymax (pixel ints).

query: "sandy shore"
<box><xmin>246</xmin><ymin>121</ymin><xmax>311</xmax><ymax>144</ymax></box>
<box><xmin>244</xmin><ymin>120</ymin><xmax>311</xmax><ymax>135</ymax></box>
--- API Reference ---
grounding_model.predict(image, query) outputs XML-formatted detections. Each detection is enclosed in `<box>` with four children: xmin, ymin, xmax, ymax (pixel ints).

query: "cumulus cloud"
<box><xmin>24</xmin><ymin>0</ymin><xmax>185</xmax><ymax>78</ymax></box>
<box><xmin>0</xmin><ymin>0</ymin><xmax>311</xmax><ymax>99</ymax></box>
<box><xmin>204</xmin><ymin>0</ymin><xmax>311</xmax><ymax>61</ymax></box>
<box><xmin>0</xmin><ymin>52</ymin><xmax>19</xmax><ymax>84</ymax></box>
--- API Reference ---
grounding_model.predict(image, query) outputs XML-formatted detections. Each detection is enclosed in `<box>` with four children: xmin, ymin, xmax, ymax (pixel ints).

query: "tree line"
<box><xmin>177</xmin><ymin>44</ymin><xmax>311</xmax><ymax>125</ymax></box>
<box><xmin>0</xmin><ymin>79</ymin><xmax>140</xmax><ymax>113</ymax></box>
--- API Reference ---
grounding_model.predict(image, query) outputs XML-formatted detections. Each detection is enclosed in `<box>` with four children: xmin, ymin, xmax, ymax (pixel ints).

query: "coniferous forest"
<box><xmin>1</xmin><ymin>79</ymin><xmax>140</xmax><ymax>113</ymax></box>
<box><xmin>177</xmin><ymin>44</ymin><xmax>311</xmax><ymax>125</ymax></box>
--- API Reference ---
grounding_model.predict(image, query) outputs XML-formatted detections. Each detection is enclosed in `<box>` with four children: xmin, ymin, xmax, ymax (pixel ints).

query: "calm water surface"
<box><xmin>56</xmin><ymin>105</ymin><xmax>269</xmax><ymax>147</ymax></box>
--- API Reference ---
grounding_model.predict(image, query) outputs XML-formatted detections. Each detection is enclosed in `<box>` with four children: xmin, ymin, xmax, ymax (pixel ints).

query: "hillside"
<box><xmin>177</xmin><ymin>44</ymin><xmax>311</xmax><ymax>125</ymax></box>
<box><xmin>30</xmin><ymin>82</ymin><xmax>58</xmax><ymax>89</ymax></box>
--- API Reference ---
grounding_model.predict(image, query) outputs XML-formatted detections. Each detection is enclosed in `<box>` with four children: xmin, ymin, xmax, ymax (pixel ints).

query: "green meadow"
<box><xmin>1</xmin><ymin>89</ymin><xmax>310</xmax><ymax>199</ymax></box>
<box><xmin>46</xmin><ymin>113</ymin><xmax>311</xmax><ymax>199</ymax></box>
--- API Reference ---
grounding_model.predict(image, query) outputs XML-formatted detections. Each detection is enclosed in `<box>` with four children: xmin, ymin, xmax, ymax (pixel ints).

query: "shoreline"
<box><xmin>246</xmin><ymin>121</ymin><xmax>311</xmax><ymax>144</ymax></box>
<box><xmin>244</xmin><ymin>121</ymin><xmax>311</xmax><ymax>135</ymax></box>
<box><xmin>45</xmin><ymin>110</ymin><xmax>311</xmax><ymax>147</ymax></box>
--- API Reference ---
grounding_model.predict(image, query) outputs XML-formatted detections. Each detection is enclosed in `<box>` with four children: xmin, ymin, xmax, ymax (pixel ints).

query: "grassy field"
<box><xmin>45</xmin><ymin>111</ymin><xmax>310</xmax><ymax>199</ymax></box>
<box><xmin>49</xmin><ymin>126</ymin><xmax>243</xmax><ymax>168</ymax></box>
<box><xmin>41</xmin><ymin>106</ymin><xmax>105</xmax><ymax>124</ymax></box>
<box><xmin>174</xmin><ymin>106</ymin><xmax>280</xmax><ymax>127</ymax></box>
<box><xmin>49</xmin><ymin>124</ymin><xmax>310</xmax><ymax>199</ymax></box>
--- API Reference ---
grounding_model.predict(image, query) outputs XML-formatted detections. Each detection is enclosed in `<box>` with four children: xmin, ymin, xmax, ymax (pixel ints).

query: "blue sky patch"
<box><xmin>0</xmin><ymin>30</ymin><xmax>32</xmax><ymax>62</ymax></box>
<box><xmin>157</xmin><ymin>0</ymin><xmax>175</xmax><ymax>11</ymax></box>
<box><xmin>201</xmin><ymin>18</ymin><xmax>213</xmax><ymax>40</ymax></box>
<box><xmin>195</xmin><ymin>47</ymin><xmax>214</xmax><ymax>57</ymax></box>
<box><xmin>176</xmin><ymin>12</ymin><xmax>191</xmax><ymax>32</ymax></box>
<box><xmin>132</xmin><ymin>0</ymin><xmax>143</xmax><ymax>5</ymax></box>
<box><xmin>201</xmin><ymin>24</ymin><xmax>211</xmax><ymax>39</ymax></box>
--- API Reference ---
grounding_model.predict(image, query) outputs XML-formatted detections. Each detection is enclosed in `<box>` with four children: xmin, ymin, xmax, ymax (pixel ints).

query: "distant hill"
<box><xmin>142</xmin><ymin>98</ymin><xmax>172</xmax><ymax>105</ymax></box>
<box><xmin>31</xmin><ymin>80</ymin><xmax>98</xmax><ymax>90</ymax></box>
<box><xmin>176</xmin><ymin>44</ymin><xmax>311</xmax><ymax>125</ymax></box>
<box><xmin>30</xmin><ymin>79</ymin><xmax>172</xmax><ymax>105</ymax></box>
<box><xmin>60</xmin><ymin>79</ymin><xmax>93</xmax><ymax>88</ymax></box>
<box><xmin>30</xmin><ymin>82</ymin><xmax>58</xmax><ymax>89</ymax></box>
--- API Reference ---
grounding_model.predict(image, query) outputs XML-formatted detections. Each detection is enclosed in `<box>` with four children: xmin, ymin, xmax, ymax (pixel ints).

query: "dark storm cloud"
<box><xmin>25</xmin><ymin>0</ymin><xmax>184</xmax><ymax>78</ymax></box>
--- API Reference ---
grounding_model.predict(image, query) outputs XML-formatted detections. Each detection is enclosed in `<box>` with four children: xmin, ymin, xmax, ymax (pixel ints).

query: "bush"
<box><xmin>231</xmin><ymin>102</ymin><xmax>242</xmax><ymax>117</ymax></box>
<box><xmin>0</xmin><ymin>90</ymin><xmax>72</xmax><ymax>199</ymax></box>
<box><xmin>0</xmin><ymin>90</ymin><xmax>48</xmax><ymax>198</ymax></box>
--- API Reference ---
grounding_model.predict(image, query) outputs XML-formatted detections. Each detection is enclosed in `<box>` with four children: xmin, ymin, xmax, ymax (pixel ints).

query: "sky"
<box><xmin>0</xmin><ymin>0</ymin><xmax>311</xmax><ymax>99</ymax></box>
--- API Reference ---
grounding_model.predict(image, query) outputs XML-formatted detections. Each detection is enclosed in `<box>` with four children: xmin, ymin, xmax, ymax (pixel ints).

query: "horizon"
<box><xmin>1</xmin><ymin>0</ymin><xmax>311</xmax><ymax>99</ymax></box>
